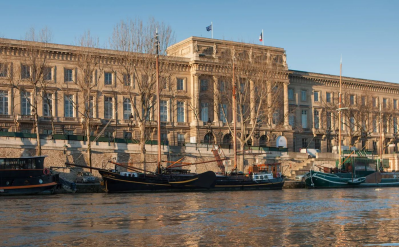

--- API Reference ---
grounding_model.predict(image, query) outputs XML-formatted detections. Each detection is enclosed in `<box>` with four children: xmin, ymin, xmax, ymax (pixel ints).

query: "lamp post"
<box><xmin>206</xmin><ymin>118</ymin><xmax>213</xmax><ymax>149</ymax></box>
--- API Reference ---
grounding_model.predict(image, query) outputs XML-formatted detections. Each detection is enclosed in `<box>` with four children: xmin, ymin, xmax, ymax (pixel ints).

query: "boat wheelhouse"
<box><xmin>0</xmin><ymin>156</ymin><xmax>58</xmax><ymax>195</ymax></box>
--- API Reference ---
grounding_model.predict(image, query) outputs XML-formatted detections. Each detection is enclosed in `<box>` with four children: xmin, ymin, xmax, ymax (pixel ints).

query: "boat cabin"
<box><xmin>0</xmin><ymin>156</ymin><xmax>46</xmax><ymax>170</ymax></box>
<box><xmin>252</xmin><ymin>173</ymin><xmax>274</xmax><ymax>181</ymax></box>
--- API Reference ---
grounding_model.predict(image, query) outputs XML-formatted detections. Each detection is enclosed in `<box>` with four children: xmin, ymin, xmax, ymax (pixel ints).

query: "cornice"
<box><xmin>289</xmin><ymin>70</ymin><xmax>399</xmax><ymax>93</ymax></box>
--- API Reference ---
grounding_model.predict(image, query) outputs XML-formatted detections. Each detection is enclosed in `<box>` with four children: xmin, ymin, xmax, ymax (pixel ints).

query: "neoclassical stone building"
<box><xmin>0</xmin><ymin>36</ymin><xmax>397</xmax><ymax>154</ymax></box>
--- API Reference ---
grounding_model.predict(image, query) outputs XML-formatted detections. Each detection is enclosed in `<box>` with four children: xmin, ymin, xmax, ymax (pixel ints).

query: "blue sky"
<box><xmin>1</xmin><ymin>0</ymin><xmax>398</xmax><ymax>83</ymax></box>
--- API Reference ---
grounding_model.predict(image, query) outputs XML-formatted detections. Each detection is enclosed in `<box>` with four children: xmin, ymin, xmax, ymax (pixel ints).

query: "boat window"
<box><xmin>0</xmin><ymin>159</ymin><xmax>3</xmax><ymax>169</ymax></box>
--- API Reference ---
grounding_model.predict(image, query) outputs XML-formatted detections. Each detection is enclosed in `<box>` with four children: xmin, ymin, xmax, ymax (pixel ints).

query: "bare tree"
<box><xmin>110</xmin><ymin>18</ymin><xmax>175</xmax><ymax>167</ymax></box>
<box><xmin>217</xmin><ymin>45</ymin><xmax>286</xmax><ymax>171</ymax></box>
<box><xmin>16</xmin><ymin>27</ymin><xmax>53</xmax><ymax>156</ymax></box>
<box><xmin>74</xmin><ymin>31</ymin><xmax>104</xmax><ymax>172</ymax></box>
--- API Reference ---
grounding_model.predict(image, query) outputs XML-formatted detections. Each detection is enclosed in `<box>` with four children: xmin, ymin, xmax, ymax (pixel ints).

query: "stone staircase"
<box><xmin>289</xmin><ymin>160</ymin><xmax>314</xmax><ymax>179</ymax></box>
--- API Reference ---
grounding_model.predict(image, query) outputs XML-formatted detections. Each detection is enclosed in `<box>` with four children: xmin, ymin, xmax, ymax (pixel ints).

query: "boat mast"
<box><xmin>232</xmin><ymin>56</ymin><xmax>238</xmax><ymax>171</ymax></box>
<box><xmin>380</xmin><ymin>103</ymin><xmax>382</xmax><ymax>170</ymax></box>
<box><xmin>338</xmin><ymin>57</ymin><xmax>342</xmax><ymax>168</ymax></box>
<box><xmin>155</xmin><ymin>29</ymin><xmax>161</xmax><ymax>174</ymax></box>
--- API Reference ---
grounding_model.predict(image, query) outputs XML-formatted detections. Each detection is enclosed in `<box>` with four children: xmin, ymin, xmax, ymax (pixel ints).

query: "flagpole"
<box><xmin>211</xmin><ymin>22</ymin><xmax>213</xmax><ymax>39</ymax></box>
<box><xmin>262</xmin><ymin>29</ymin><xmax>264</xmax><ymax>46</ymax></box>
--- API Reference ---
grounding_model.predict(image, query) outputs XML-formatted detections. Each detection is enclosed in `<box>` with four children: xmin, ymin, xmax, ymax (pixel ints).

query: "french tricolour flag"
<box><xmin>259</xmin><ymin>31</ymin><xmax>263</xmax><ymax>42</ymax></box>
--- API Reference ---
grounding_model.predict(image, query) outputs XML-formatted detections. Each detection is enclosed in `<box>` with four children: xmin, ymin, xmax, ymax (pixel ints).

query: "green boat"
<box><xmin>305</xmin><ymin>156</ymin><xmax>399</xmax><ymax>188</ymax></box>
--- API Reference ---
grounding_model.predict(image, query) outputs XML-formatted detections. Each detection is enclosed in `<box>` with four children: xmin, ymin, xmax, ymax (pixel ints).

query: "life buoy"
<box><xmin>43</xmin><ymin>168</ymin><xmax>50</xmax><ymax>175</ymax></box>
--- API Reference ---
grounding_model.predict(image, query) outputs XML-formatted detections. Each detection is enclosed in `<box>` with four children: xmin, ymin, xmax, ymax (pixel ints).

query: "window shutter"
<box><xmin>75</xmin><ymin>68</ymin><xmax>78</xmax><ymax>83</ymax></box>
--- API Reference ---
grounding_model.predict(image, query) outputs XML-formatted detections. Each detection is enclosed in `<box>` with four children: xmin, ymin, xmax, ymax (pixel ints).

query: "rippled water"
<box><xmin>2</xmin><ymin>188</ymin><xmax>399</xmax><ymax>246</ymax></box>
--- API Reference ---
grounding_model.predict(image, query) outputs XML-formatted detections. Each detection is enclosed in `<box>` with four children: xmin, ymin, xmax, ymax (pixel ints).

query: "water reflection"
<box><xmin>1</xmin><ymin>189</ymin><xmax>399</xmax><ymax>246</ymax></box>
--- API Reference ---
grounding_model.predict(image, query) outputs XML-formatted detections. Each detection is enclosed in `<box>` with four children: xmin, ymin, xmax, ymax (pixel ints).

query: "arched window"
<box><xmin>259</xmin><ymin>135</ymin><xmax>267</xmax><ymax>146</ymax></box>
<box><xmin>223</xmin><ymin>134</ymin><xmax>232</xmax><ymax>144</ymax></box>
<box><xmin>204</xmin><ymin>133</ymin><xmax>214</xmax><ymax>144</ymax></box>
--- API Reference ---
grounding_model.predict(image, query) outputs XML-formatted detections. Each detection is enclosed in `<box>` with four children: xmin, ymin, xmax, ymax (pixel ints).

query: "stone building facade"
<box><xmin>0</xmin><ymin>36</ymin><xmax>397</xmax><ymax>154</ymax></box>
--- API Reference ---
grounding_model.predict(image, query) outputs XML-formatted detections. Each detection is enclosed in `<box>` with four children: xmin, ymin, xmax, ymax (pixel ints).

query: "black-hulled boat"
<box><xmin>98</xmin><ymin>165</ymin><xmax>217</xmax><ymax>193</ymax></box>
<box><xmin>0</xmin><ymin>156</ymin><xmax>58</xmax><ymax>195</ymax></box>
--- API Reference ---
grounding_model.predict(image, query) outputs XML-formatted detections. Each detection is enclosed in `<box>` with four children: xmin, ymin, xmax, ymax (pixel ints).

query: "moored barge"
<box><xmin>0</xmin><ymin>156</ymin><xmax>58</xmax><ymax>195</ymax></box>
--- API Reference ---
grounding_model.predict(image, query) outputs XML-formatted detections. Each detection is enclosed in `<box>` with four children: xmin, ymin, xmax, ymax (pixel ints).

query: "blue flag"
<box><xmin>206</xmin><ymin>24</ymin><xmax>212</xmax><ymax>31</ymax></box>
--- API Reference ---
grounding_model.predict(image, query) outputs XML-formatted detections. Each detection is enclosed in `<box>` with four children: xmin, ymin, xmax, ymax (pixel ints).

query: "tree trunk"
<box><xmin>34</xmin><ymin>112</ymin><xmax>41</xmax><ymax>156</ymax></box>
<box><xmin>239</xmin><ymin>141</ymin><xmax>245</xmax><ymax>172</ymax></box>
<box><xmin>139</xmin><ymin>122</ymin><xmax>146</xmax><ymax>171</ymax></box>
<box><xmin>86</xmin><ymin>117</ymin><xmax>92</xmax><ymax>173</ymax></box>
<box><xmin>34</xmin><ymin>87</ymin><xmax>41</xmax><ymax>156</ymax></box>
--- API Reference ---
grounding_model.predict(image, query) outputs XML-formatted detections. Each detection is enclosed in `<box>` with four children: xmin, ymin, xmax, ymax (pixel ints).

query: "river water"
<box><xmin>1</xmin><ymin>188</ymin><xmax>399</xmax><ymax>246</ymax></box>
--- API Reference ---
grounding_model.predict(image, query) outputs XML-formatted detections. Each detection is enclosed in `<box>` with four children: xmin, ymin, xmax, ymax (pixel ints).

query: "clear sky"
<box><xmin>1</xmin><ymin>0</ymin><xmax>398</xmax><ymax>83</ymax></box>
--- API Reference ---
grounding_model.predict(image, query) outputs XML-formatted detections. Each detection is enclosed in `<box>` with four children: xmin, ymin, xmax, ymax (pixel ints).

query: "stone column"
<box><xmin>167</xmin><ymin>99</ymin><xmax>171</xmax><ymax>122</ymax></box>
<box><xmin>191</xmin><ymin>74</ymin><xmax>199</xmax><ymax>126</ymax></box>
<box><xmin>250</xmin><ymin>80</ymin><xmax>255</xmax><ymax>124</ymax></box>
<box><xmin>267</xmin><ymin>81</ymin><xmax>272</xmax><ymax>126</ymax></box>
<box><xmin>213</xmin><ymin>76</ymin><xmax>219</xmax><ymax>123</ymax></box>
<box><xmin>283</xmin><ymin>82</ymin><xmax>289</xmax><ymax>127</ymax></box>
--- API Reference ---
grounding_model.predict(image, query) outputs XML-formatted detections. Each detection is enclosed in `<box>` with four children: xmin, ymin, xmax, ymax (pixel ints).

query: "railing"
<box><xmin>61</xmin><ymin>117</ymin><xmax>78</xmax><ymax>122</ymax></box>
<box><xmin>17</xmin><ymin>115</ymin><xmax>34</xmax><ymax>120</ymax></box>
<box><xmin>0</xmin><ymin>114</ymin><xmax>12</xmax><ymax>119</ymax></box>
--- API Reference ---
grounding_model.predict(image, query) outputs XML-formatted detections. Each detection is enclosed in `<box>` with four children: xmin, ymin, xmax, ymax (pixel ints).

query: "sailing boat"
<box><xmin>80</xmin><ymin>30</ymin><xmax>216</xmax><ymax>193</ymax></box>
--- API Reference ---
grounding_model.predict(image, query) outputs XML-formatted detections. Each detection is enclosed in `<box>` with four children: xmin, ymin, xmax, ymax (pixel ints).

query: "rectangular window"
<box><xmin>104</xmin><ymin>96</ymin><xmax>113</xmax><ymax>119</ymax></box>
<box><xmin>288</xmin><ymin>88</ymin><xmax>294</xmax><ymax>100</ymax></box>
<box><xmin>123</xmin><ymin>98</ymin><xmax>132</xmax><ymax>120</ymax></box>
<box><xmin>177</xmin><ymin>133</ymin><xmax>185</xmax><ymax>146</ymax></box>
<box><xmin>201</xmin><ymin>103</ymin><xmax>209</xmax><ymax>122</ymax></box>
<box><xmin>0</xmin><ymin>64</ymin><xmax>7</xmax><ymax>77</ymax></box>
<box><xmin>302</xmin><ymin>138</ymin><xmax>307</xmax><ymax>149</ymax></box>
<box><xmin>160</xmin><ymin>100</ymin><xmax>167</xmax><ymax>122</ymax></box>
<box><xmin>219</xmin><ymin>104</ymin><xmax>227</xmax><ymax>123</ymax></box>
<box><xmin>161</xmin><ymin>133</ymin><xmax>168</xmax><ymax>143</ymax></box>
<box><xmin>272</xmin><ymin>110</ymin><xmax>279</xmax><ymax>125</ymax></box>
<box><xmin>372</xmin><ymin>97</ymin><xmax>377</xmax><ymax>108</ymax></box>
<box><xmin>383</xmin><ymin>98</ymin><xmax>387</xmax><ymax>108</ymax></box>
<box><xmin>200</xmin><ymin>79</ymin><xmax>208</xmax><ymax>92</ymax></box>
<box><xmin>219</xmin><ymin>81</ymin><xmax>225</xmax><ymax>92</ymax></box>
<box><xmin>64</xmin><ymin>95</ymin><xmax>74</xmax><ymax>117</ymax></box>
<box><xmin>394</xmin><ymin>117</ymin><xmax>398</xmax><ymax>134</ymax></box>
<box><xmin>43</xmin><ymin>93</ymin><xmax>53</xmax><ymax>117</ymax></box>
<box><xmin>301</xmin><ymin>110</ymin><xmax>307</xmax><ymax>128</ymax></box>
<box><xmin>123</xmin><ymin>74</ymin><xmax>131</xmax><ymax>86</ymax></box>
<box><xmin>315</xmin><ymin>138</ymin><xmax>321</xmax><ymax>150</ymax></box>
<box><xmin>44</xmin><ymin>67</ymin><xmax>52</xmax><ymax>81</ymax></box>
<box><xmin>350</xmin><ymin>116</ymin><xmax>355</xmax><ymax>131</ymax></box>
<box><xmin>177</xmin><ymin>101</ymin><xmax>185</xmax><ymax>122</ymax></box>
<box><xmin>373</xmin><ymin>119</ymin><xmax>377</xmax><ymax>133</ymax></box>
<box><xmin>0</xmin><ymin>91</ymin><xmax>8</xmax><ymax>115</ymax></box>
<box><xmin>104</xmin><ymin>72</ymin><xmax>112</xmax><ymax>85</ymax></box>
<box><xmin>289</xmin><ymin>115</ymin><xmax>295</xmax><ymax>127</ymax></box>
<box><xmin>21</xmin><ymin>65</ymin><xmax>30</xmax><ymax>79</ymax></box>
<box><xmin>361</xmin><ymin>96</ymin><xmax>366</xmax><ymax>106</ymax></box>
<box><xmin>177</xmin><ymin>78</ymin><xmax>184</xmax><ymax>90</ymax></box>
<box><xmin>326</xmin><ymin>92</ymin><xmax>331</xmax><ymax>103</ymax></box>
<box><xmin>64</xmin><ymin>69</ymin><xmax>73</xmax><ymax>82</ymax></box>
<box><xmin>89</xmin><ymin>96</ymin><xmax>94</xmax><ymax>118</ymax></box>
<box><xmin>350</xmin><ymin>95</ymin><xmax>355</xmax><ymax>105</ymax></box>
<box><xmin>314</xmin><ymin>91</ymin><xmax>319</xmax><ymax>102</ymax></box>
<box><xmin>21</xmin><ymin>91</ymin><xmax>31</xmax><ymax>115</ymax></box>
<box><xmin>314</xmin><ymin>110</ymin><xmax>319</xmax><ymax>129</ymax></box>
<box><xmin>301</xmin><ymin>90</ymin><xmax>307</xmax><ymax>101</ymax></box>
<box><xmin>327</xmin><ymin>111</ymin><xmax>332</xmax><ymax>129</ymax></box>
<box><xmin>394</xmin><ymin>99</ymin><xmax>397</xmax><ymax>110</ymax></box>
